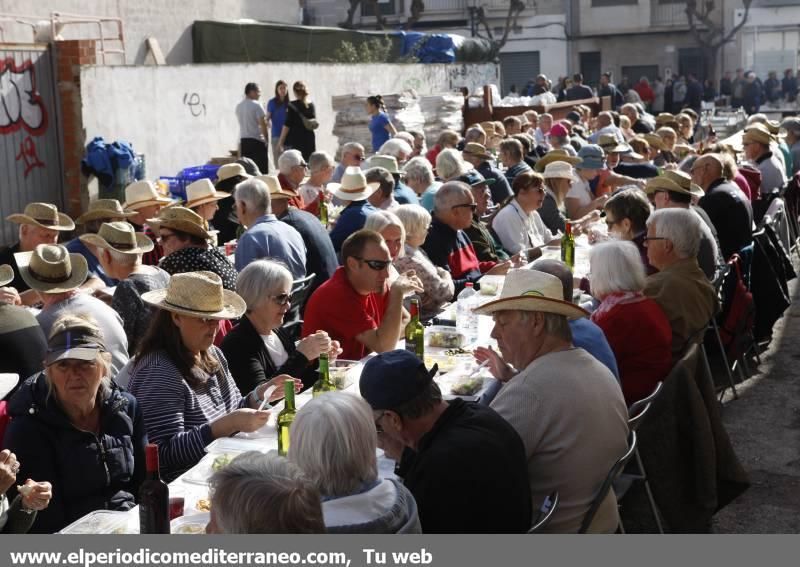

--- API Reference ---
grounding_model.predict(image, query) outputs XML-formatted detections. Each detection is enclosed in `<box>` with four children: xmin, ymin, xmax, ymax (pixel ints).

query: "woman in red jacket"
<box><xmin>589</xmin><ymin>240</ymin><xmax>672</xmax><ymax>406</ymax></box>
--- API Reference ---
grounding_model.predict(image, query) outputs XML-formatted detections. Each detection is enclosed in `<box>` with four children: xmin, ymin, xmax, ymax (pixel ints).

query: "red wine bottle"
<box><xmin>139</xmin><ymin>443</ymin><xmax>170</xmax><ymax>534</ymax></box>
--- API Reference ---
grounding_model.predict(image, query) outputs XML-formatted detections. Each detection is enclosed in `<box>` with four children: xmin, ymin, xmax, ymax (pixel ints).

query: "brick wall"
<box><xmin>56</xmin><ymin>39</ymin><xmax>96</xmax><ymax>218</ymax></box>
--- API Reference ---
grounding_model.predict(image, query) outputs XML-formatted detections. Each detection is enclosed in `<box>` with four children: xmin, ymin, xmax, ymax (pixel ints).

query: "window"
<box><xmin>362</xmin><ymin>0</ymin><xmax>403</xmax><ymax>16</ymax></box>
<box><xmin>591</xmin><ymin>0</ymin><xmax>638</xmax><ymax>6</ymax></box>
<box><xmin>499</xmin><ymin>51</ymin><xmax>541</xmax><ymax>96</ymax></box>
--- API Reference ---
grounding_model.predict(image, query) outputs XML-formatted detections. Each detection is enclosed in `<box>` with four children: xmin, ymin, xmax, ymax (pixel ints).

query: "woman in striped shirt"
<box><xmin>128</xmin><ymin>271</ymin><xmax>296</xmax><ymax>481</ymax></box>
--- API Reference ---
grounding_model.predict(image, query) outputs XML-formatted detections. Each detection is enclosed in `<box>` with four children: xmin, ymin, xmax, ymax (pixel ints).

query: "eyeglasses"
<box><xmin>354</xmin><ymin>257</ymin><xmax>392</xmax><ymax>271</ymax></box>
<box><xmin>353</xmin><ymin>155</ymin><xmax>365</xmax><ymax>161</ymax></box>
<box><xmin>643</xmin><ymin>236</ymin><xmax>668</xmax><ymax>243</ymax></box>
<box><xmin>269</xmin><ymin>293</ymin><xmax>292</xmax><ymax>306</ymax></box>
<box><xmin>452</xmin><ymin>203</ymin><xmax>478</xmax><ymax>213</ymax></box>
<box><xmin>196</xmin><ymin>317</ymin><xmax>220</xmax><ymax>325</ymax></box>
<box><xmin>374</xmin><ymin>411</ymin><xmax>387</xmax><ymax>434</ymax></box>
<box><xmin>158</xmin><ymin>232</ymin><xmax>177</xmax><ymax>244</ymax></box>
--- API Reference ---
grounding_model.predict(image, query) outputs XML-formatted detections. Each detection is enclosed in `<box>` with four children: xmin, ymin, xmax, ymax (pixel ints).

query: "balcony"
<box><xmin>651</xmin><ymin>0</ymin><xmax>689</xmax><ymax>27</ymax></box>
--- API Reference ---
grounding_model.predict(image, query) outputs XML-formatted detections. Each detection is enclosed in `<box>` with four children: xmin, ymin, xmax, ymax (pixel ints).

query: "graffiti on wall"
<box><xmin>183</xmin><ymin>92</ymin><xmax>206</xmax><ymax>117</ymax></box>
<box><xmin>15</xmin><ymin>136</ymin><xmax>45</xmax><ymax>178</ymax></box>
<box><xmin>0</xmin><ymin>59</ymin><xmax>48</xmax><ymax>136</ymax></box>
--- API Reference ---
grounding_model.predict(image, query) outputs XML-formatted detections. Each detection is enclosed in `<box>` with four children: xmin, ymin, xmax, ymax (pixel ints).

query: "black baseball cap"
<box><xmin>45</xmin><ymin>325</ymin><xmax>107</xmax><ymax>366</ymax></box>
<box><xmin>360</xmin><ymin>350</ymin><xmax>437</xmax><ymax>410</ymax></box>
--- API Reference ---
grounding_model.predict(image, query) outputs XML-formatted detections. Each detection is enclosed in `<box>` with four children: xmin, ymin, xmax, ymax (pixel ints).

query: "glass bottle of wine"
<box><xmin>561</xmin><ymin>221</ymin><xmax>575</xmax><ymax>269</ymax></box>
<box><xmin>405</xmin><ymin>297</ymin><xmax>425</xmax><ymax>358</ymax></box>
<box><xmin>139</xmin><ymin>443</ymin><xmax>170</xmax><ymax>534</ymax></box>
<box><xmin>312</xmin><ymin>353</ymin><xmax>336</xmax><ymax>397</ymax></box>
<box><xmin>319</xmin><ymin>197</ymin><xmax>329</xmax><ymax>228</ymax></box>
<box><xmin>277</xmin><ymin>379</ymin><xmax>296</xmax><ymax>456</ymax></box>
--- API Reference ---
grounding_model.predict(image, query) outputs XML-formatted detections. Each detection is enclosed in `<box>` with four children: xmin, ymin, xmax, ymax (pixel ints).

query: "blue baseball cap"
<box><xmin>359</xmin><ymin>350</ymin><xmax>437</xmax><ymax>410</ymax></box>
<box><xmin>457</xmin><ymin>170</ymin><xmax>495</xmax><ymax>187</ymax></box>
<box><xmin>576</xmin><ymin>144</ymin><xmax>607</xmax><ymax>170</ymax></box>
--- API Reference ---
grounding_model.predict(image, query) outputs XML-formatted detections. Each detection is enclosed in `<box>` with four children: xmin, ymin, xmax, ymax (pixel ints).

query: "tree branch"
<box><xmin>686</xmin><ymin>0</ymin><xmax>752</xmax><ymax>49</ymax></box>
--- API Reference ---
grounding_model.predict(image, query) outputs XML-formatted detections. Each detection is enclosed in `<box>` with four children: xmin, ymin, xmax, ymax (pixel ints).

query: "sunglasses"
<box><xmin>353</xmin><ymin>155</ymin><xmax>365</xmax><ymax>161</ymax></box>
<box><xmin>643</xmin><ymin>236</ymin><xmax>668</xmax><ymax>242</ymax></box>
<box><xmin>355</xmin><ymin>257</ymin><xmax>392</xmax><ymax>271</ymax></box>
<box><xmin>452</xmin><ymin>203</ymin><xmax>478</xmax><ymax>213</ymax></box>
<box><xmin>270</xmin><ymin>293</ymin><xmax>292</xmax><ymax>306</ymax></box>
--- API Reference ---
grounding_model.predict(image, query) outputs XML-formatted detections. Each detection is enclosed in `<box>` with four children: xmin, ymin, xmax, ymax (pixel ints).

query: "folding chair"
<box><xmin>703</xmin><ymin>265</ymin><xmax>738</xmax><ymax>400</ymax></box>
<box><xmin>528</xmin><ymin>492</ymin><xmax>559</xmax><ymax>534</ymax></box>
<box><xmin>579</xmin><ymin>431</ymin><xmax>637</xmax><ymax>534</ymax></box>
<box><xmin>287</xmin><ymin>272</ymin><xmax>316</xmax><ymax>321</ymax></box>
<box><xmin>614</xmin><ymin>382</ymin><xmax>665</xmax><ymax>534</ymax></box>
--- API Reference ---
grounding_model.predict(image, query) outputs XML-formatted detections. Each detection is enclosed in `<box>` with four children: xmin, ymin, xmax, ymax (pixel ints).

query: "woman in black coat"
<box><xmin>3</xmin><ymin>314</ymin><xmax>146</xmax><ymax>533</ymax></box>
<box><xmin>276</xmin><ymin>81</ymin><xmax>317</xmax><ymax>161</ymax></box>
<box><xmin>220</xmin><ymin>260</ymin><xmax>340</xmax><ymax>395</ymax></box>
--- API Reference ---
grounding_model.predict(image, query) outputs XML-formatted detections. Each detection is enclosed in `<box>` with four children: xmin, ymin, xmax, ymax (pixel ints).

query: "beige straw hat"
<box><xmin>254</xmin><ymin>175</ymin><xmax>295</xmax><ymax>200</ymax></box>
<box><xmin>534</xmin><ymin>150</ymin><xmax>582</xmax><ymax>173</ymax></box>
<box><xmin>473</xmin><ymin>269</ymin><xmax>588</xmax><ymax>320</ymax></box>
<box><xmin>141</xmin><ymin>271</ymin><xmax>246</xmax><ymax>320</ymax></box>
<box><xmin>76</xmin><ymin>199</ymin><xmax>137</xmax><ymax>224</ymax></box>
<box><xmin>644</xmin><ymin>176</ymin><xmax>690</xmax><ymax>196</ymax></box>
<box><xmin>0</xmin><ymin>264</ymin><xmax>13</xmax><ymax>287</ymax></box>
<box><xmin>328</xmin><ymin>167</ymin><xmax>380</xmax><ymax>202</ymax></box>
<box><xmin>215</xmin><ymin>163</ymin><xmax>251</xmax><ymax>185</ymax></box>
<box><xmin>597</xmin><ymin>134</ymin><xmax>642</xmax><ymax>159</ymax></box>
<box><xmin>146</xmin><ymin>206</ymin><xmax>211</xmax><ymax>241</ymax></box>
<box><xmin>123</xmin><ymin>180</ymin><xmax>173</xmax><ymax>210</ymax></box>
<box><xmin>663</xmin><ymin>169</ymin><xmax>704</xmax><ymax>199</ymax></box>
<box><xmin>7</xmin><ymin>203</ymin><xmax>75</xmax><ymax>231</ymax></box>
<box><xmin>742</xmin><ymin>123</ymin><xmax>774</xmax><ymax>146</ymax></box>
<box><xmin>14</xmin><ymin>244</ymin><xmax>88</xmax><ymax>294</ymax></box>
<box><xmin>79</xmin><ymin>221</ymin><xmax>155</xmax><ymax>255</ymax></box>
<box><xmin>368</xmin><ymin>155</ymin><xmax>403</xmax><ymax>175</ymax></box>
<box><xmin>643</xmin><ymin>134</ymin><xmax>667</xmax><ymax>152</ymax></box>
<box><xmin>542</xmin><ymin>161</ymin><xmax>575</xmax><ymax>180</ymax></box>
<box><xmin>185</xmin><ymin>179</ymin><xmax>231</xmax><ymax>209</ymax></box>
<box><xmin>461</xmin><ymin>142</ymin><xmax>492</xmax><ymax>161</ymax></box>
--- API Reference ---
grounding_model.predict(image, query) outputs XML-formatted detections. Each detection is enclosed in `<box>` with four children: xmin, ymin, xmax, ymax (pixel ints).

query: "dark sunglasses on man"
<box><xmin>355</xmin><ymin>257</ymin><xmax>392</xmax><ymax>271</ymax></box>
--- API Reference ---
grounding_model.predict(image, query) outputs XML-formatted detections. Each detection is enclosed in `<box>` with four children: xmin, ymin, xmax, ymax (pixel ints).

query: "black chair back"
<box><xmin>288</xmin><ymin>273</ymin><xmax>316</xmax><ymax>320</ymax></box>
<box><xmin>627</xmin><ymin>382</ymin><xmax>663</xmax><ymax>432</ymax></box>
<box><xmin>528</xmin><ymin>491</ymin><xmax>559</xmax><ymax>534</ymax></box>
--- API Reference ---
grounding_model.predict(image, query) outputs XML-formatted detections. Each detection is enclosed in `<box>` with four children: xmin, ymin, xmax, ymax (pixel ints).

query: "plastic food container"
<box><xmin>204</xmin><ymin>436</ymin><xmax>271</xmax><ymax>454</ymax></box>
<box><xmin>171</xmin><ymin>512</ymin><xmax>210</xmax><ymax>534</ymax></box>
<box><xmin>425</xmin><ymin>352</ymin><xmax>472</xmax><ymax>374</ymax></box>
<box><xmin>425</xmin><ymin>326</ymin><xmax>467</xmax><ymax>349</ymax></box>
<box><xmin>182</xmin><ymin>451</ymin><xmax>240</xmax><ymax>485</ymax></box>
<box><xmin>60</xmin><ymin>510</ymin><xmax>134</xmax><ymax>534</ymax></box>
<box><xmin>329</xmin><ymin>359</ymin><xmax>360</xmax><ymax>390</ymax></box>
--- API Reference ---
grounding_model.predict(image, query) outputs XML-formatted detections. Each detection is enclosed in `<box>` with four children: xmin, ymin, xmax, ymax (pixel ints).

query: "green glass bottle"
<box><xmin>405</xmin><ymin>298</ymin><xmax>425</xmax><ymax>359</ymax></box>
<box><xmin>561</xmin><ymin>221</ymin><xmax>575</xmax><ymax>269</ymax></box>
<box><xmin>312</xmin><ymin>353</ymin><xmax>336</xmax><ymax>397</ymax></box>
<box><xmin>318</xmin><ymin>197</ymin><xmax>329</xmax><ymax>228</ymax></box>
<box><xmin>277</xmin><ymin>379</ymin><xmax>296</xmax><ymax>456</ymax></box>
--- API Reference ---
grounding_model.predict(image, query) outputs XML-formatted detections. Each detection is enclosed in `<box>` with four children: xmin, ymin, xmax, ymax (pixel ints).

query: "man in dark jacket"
<box><xmin>459</xmin><ymin>171</ymin><xmax>510</xmax><ymax>263</ymax></box>
<box><xmin>598</xmin><ymin>73</ymin><xmax>624</xmax><ymax>109</ymax></box>
<box><xmin>360</xmin><ymin>350</ymin><xmax>532</xmax><ymax>534</ymax></box>
<box><xmin>743</xmin><ymin>72</ymin><xmax>763</xmax><ymax>115</ymax></box>
<box><xmin>566</xmin><ymin>73</ymin><xmax>594</xmax><ymax>101</ymax></box>
<box><xmin>685</xmin><ymin>73</ymin><xmax>703</xmax><ymax>113</ymax></box>
<box><xmin>692</xmin><ymin>154</ymin><xmax>754</xmax><ymax>259</ymax></box>
<box><xmin>461</xmin><ymin>143</ymin><xmax>512</xmax><ymax>205</ymax></box>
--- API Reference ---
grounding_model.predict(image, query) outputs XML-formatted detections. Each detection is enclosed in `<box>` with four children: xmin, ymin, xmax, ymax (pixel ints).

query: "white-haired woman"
<box><xmin>435</xmin><ymin>148</ymin><xmax>471</xmax><ymax>182</ymax></box>
<box><xmin>4</xmin><ymin>314</ymin><xmax>137</xmax><ymax>533</ymax></box>
<box><xmin>589</xmin><ymin>241</ymin><xmax>672</xmax><ymax>406</ymax></box>
<box><xmin>394</xmin><ymin>204</ymin><xmax>454</xmax><ymax>320</ymax></box>
<box><xmin>403</xmin><ymin>156</ymin><xmax>441</xmax><ymax>212</ymax></box>
<box><xmin>299</xmin><ymin>151</ymin><xmax>335</xmax><ymax>217</ymax></box>
<box><xmin>290</xmin><ymin>392</ymin><xmax>421</xmax><ymax>533</ymax></box>
<box><xmin>221</xmin><ymin>260</ymin><xmax>340</xmax><ymax>395</ymax></box>
<box><xmin>207</xmin><ymin>452</ymin><xmax>325</xmax><ymax>534</ymax></box>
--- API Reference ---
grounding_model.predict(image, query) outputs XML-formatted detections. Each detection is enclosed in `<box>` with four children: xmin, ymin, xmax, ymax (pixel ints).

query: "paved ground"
<box><xmin>711</xmin><ymin>266</ymin><xmax>800</xmax><ymax>533</ymax></box>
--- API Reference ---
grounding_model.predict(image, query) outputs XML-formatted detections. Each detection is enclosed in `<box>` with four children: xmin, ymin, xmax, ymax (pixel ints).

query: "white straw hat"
<box><xmin>0</xmin><ymin>264</ymin><xmax>13</xmax><ymax>287</ymax></box>
<box><xmin>14</xmin><ymin>244</ymin><xmax>88</xmax><ymax>294</ymax></box>
<box><xmin>141</xmin><ymin>271</ymin><xmax>246</xmax><ymax>320</ymax></box>
<box><xmin>215</xmin><ymin>163</ymin><xmax>252</xmax><ymax>185</ymax></box>
<box><xmin>254</xmin><ymin>175</ymin><xmax>295</xmax><ymax>200</ymax></box>
<box><xmin>328</xmin><ymin>167</ymin><xmax>380</xmax><ymax>202</ymax></box>
<box><xmin>75</xmin><ymin>199</ymin><xmax>137</xmax><ymax>224</ymax></box>
<box><xmin>7</xmin><ymin>202</ymin><xmax>75</xmax><ymax>231</ymax></box>
<box><xmin>146</xmin><ymin>206</ymin><xmax>211</xmax><ymax>241</ymax></box>
<box><xmin>80</xmin><ymin>221</ymin><xmax>155</xmax><ymax>255</ymax></box>
<box><xmin>123</xmin><ymin>180</ymin><xmax>173</xmax><ymax>210</ymax></box>
<box><xmin>185</xmin><ymin>179</ymin><xmax>231</xmax><ymax>209</ymax></box>
<box><xmin>542</xmin><ymin>161</ymin><xmax>575</xmax><ymax>180</ymax></box>
<box><xmin>474</xmin><ymin>269</ymin><xmax>588</xmax><ymax>320</ymax></box>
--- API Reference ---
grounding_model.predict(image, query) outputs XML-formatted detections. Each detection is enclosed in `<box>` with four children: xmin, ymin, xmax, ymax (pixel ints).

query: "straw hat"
<box><xmin>0</xmin><ymin>264</ymin><xmax>13</xmax><ymax>287</ymax></box>
<box><xmin>215</xmin><ymin>163</ymin><xmax>251</xmax><ymax>185</ymax></box>
<box><xmin>185</xmin><ymin>179</ymin><xmax>231</xmax><ymax>209</ymax></box>
<box><xmin>123</xmin><ymin>180</ymin><xmax>173</xmax><ymax>210</ymax></box>
<box><xmin>596</xmin><ymin>134</ymin><xmax>642</xmax><ymax>160</ymax></box>
<box><xmin>763</xmin><ymin>120</ymin><xmax>782</xmax><ymax>136</ymax></box>
<box><xmin>7</xmin><ymin>203</ymin><xmax>75</xmax><ymax>231</ymax></box>
<box><xmin>644</xmin><ymin>176</ymin><xmax>690</xmax><ymax>196</ymax></box>
<box><xmin>742</xmin><ymin>123</ymin><xmax>774</xmax><ymax>146</ymax></box>
<box><xmin>79</xmin><ymin>221</ymin><xmax>155</xmax><ymax>255</ymax></box>
<box><xmin>542</xmin><ymin>161</ymin><xmax>575</xmax><ymax>180</ymax></box>
<box><xmin>461</xmin><ymin>142</ymin><xmax>492</xmax><ymax>161</ymax></box>
<box><xmin>76</xmin><ymin>199</ymin><xmax>137</xmax><ymax>224</ymax></box>
<box><xmin>473</xmin><ymin>269</ymin><xmax>588</xmax><ymax>320</ymax></box>
<box><xmin>663</xmin><ymin>169</ymin><xmax>704</xmax><ymax>199</ymax></box>
<box><xmin>141</xmin><ymin>271</ymin><xmax>246</xmax><ymax>320</ymax></box>
<box><xmin>146</xmin><ymin>206</ymin><xmax>211</xmax><ymax>241</ymax></box>
<box><xmin>254</xmin><ymin>175</ymin><xmax>295</xmax><ymax>200</ymax></box>
<box><xmin>14</xmin><ymin>244</ymin><xmax>88</xmax><ymax>294</ymax></box>
<box><xmin>534</xmin><ymin>149</ymin><xmax>582</xmax><ymax>172</ymax></box>
<box><xmin>643</xmin><ymin>133</ymin><xmax>666</xmax><ymax>151</ymax></box>
<box><xmin>328</xmin><ymin>167</ymin><xmax>380</xmax><ymax>202</ymax></box>
<box><xmin>655</xmin><ymin>113</ymin><xmax>680</xmax><ymax>130</ymax></box>
<box><xmin>368</xmin><ymin>155</ymin><xmax>403</xmax><ymax>175</ymax></box>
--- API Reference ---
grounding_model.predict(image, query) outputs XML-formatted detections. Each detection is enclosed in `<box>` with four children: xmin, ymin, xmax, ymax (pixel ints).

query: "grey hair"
<box><xmin>209</xmin><ymin>451</ymin><xmax>326</xmax><ymax>534</ymax></box>
<box><xmin>364</xmin><ymin>167</ymin><xmax>394</xmax><ymax>198</ymax></box>
<box><xmin>516</xmin><ymin>310</ymin><xmax>572</xmax><ymax>341</ymax></box>
<box><xmin>464</xmin><ymin>126</ymin><xmax>486</xmax><ymax>142</ymax></box>
<box><xmin>378</xmin><ymin>138</ymin><xmax>412</xmax><ymax>160</ymax></box>
<box><xmin>364</xmin><ymin>210</ymin><xmax>406</xmax><ymax>257</ymax></box>
<box><xmin>106</xmin><ymin>247</ymin><xmax>140</xmax><ymax>266</ymax></box>
<box><xmin>395</xmin><ymin>204</ymin><xmax>432</xmax><ymax>244</ymax></box>
<box><xmin>237</xmin><ymin>259</ymin><xmax>293</xmax><ymax>311</ymax></box>
<box><xmin>589</xmin><ymin>240</ymin><xmax>646</xmax><ymax>298</ymax></box>
<box><xmin>340</xmin><ymin>142</ymin><xmax>365</xmax><ymax>159</ymax></box>
<box><xmin>394</xmin><ymin>131</ymin><xmax>415</xmax><ymax>146</ymax></box>
<box><xmin>403</xmin><ymin>156</ymin><xmax>434</xmax><ymax>186</ymax></box>
<box><xmin>235</xmin><ymin>178</ymin><xmax>271</xmax><ymax>215</ymax></box>
<box><xmin>277</xmin><ymin>149</ymin><xmax>304</xmax><ymax>175</ymax></box>
<box><xmin>434</xmin><ymin>181</ymin><xmax>471</xmax><ymax>212</ymax></box>
<box><xmin>307</xmin><ymin>151</ymin><xmax>334</xmax><ymax>174</ymax></box>
<box><xmin>647</xmin><ymin>208</ymin><xmax>702</xmax><ymax>259</ymax></box>
<box><xmin>289</xmin><ymin>392</ymin><xmax>378</xmax><ymax>498</ymax></box>
<box><xmin>436</xmin><ymin>148</ymin><xmax>470</xmax><ymax>180</ymax></box>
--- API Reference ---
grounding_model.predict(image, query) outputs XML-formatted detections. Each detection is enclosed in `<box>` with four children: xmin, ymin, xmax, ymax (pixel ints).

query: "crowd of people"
<box><xmin>0</xmin><ymin>75</ymin><xmax>797</xmax><ymax>535</ymax></box>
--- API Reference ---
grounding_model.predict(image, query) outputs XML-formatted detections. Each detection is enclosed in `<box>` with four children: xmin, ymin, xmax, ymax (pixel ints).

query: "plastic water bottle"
<box><xmin>456</xmin><ymin>283</ymin><xmax>478</xmax><ymax>344</ymax></box>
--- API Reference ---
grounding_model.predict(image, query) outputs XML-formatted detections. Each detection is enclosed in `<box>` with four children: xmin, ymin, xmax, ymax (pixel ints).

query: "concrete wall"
<box><xmin>78</xmin><ymin>62</ymin><xmax>498</xmax><ymax>179</ymax></box>
<box><xmin>0</xmin><ymin>0</ymin><xmax>299</xmax><ymax>64</ymax></box>
<box><xmin>576</xmin><ymin>0</ymin><xmax>649</xmax><ymax>35</ymax></box>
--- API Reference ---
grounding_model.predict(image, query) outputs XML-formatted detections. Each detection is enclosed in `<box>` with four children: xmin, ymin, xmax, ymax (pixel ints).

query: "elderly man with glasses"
<box><xmin>276</xmin><ymin>150</ymin><xmax>309</xmax><ymax>209</ymax></box>
<box><xmin>643</xmin><ymin>208</ymin><xmax>718</xmax><ymax>358</ymax></box>
<box><xmin>303</xmin><ymin>230</ymin><xmax>423</xmax><ymax>360</ymax></box>
<box><xmin>331</xmin><ymin>142</ymin><xmax>366</xmax><ymax>183</ymax></box>
<box><xmin>422</xmin><ymin>182</ymin><xmax>510</xmax><ymax>295</ymax></box>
